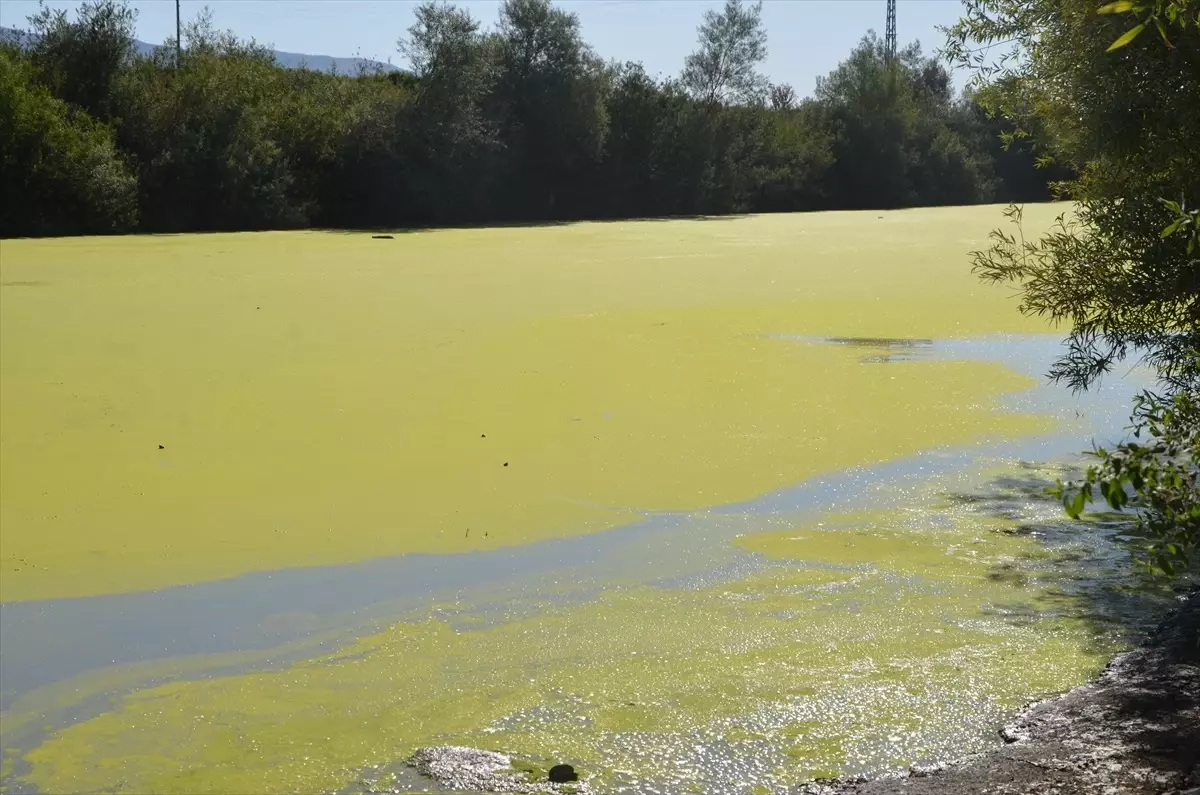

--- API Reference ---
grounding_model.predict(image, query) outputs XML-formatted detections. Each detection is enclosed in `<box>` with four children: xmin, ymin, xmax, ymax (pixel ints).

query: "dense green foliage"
<box><xmin>0</xmin><ymin>48</ymin><xmax>137</xmax><ymax>235</ymax></box>
<box><xmin>1063</xmin><ymin>392</ymin><xmax>1198</xmax><ymax>575</ymax></box>
<box><xmin>945</xmin><ymin>0</ymin><xmax>1199</xmax><ymax>572</ymax></box>
<box><xmin>1</xmin><ymin>0</ymin><xmax>1063</xmax><ymax>238</ymax></box>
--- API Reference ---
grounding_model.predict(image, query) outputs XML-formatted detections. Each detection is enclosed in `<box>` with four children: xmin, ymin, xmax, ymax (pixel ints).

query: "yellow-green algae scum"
<box><xmin>0</xmin><ymin>205</ymin><xmax>1115</xmax><ymax>793</ymax></box>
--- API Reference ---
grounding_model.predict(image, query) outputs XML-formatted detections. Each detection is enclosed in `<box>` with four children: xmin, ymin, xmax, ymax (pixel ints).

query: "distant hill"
<box><xmin>0</xmin><ymin>26</ymin><xmax>398</xmax><ymax>74</ymax></box>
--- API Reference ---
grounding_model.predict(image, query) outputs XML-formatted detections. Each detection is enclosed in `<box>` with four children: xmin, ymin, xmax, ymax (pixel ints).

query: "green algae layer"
<box><xmin>0</xmin><ymin>206</ymin><xmax>1057</xmax><ymax>602</ymax></box>
<box><xmin>16</xmin><ymin>490</ymin><xmax>1118</xmax><ymax>794</ymax></box>
<box><xmin>0</xmin><ymin>204</ymin><xmax>1111</xmax><ymax>794</ymax></box>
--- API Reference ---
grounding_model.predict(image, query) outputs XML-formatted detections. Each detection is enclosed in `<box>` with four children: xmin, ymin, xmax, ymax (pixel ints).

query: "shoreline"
<box><xmin>385</xmin><ymin>590</ymin><xmax>1198</xmax><ymax>795</ymax></box>
<box><xmin>798</xmin><ymin>588</ymin><xmax>1200</xmax><ymax>795</ymax></box>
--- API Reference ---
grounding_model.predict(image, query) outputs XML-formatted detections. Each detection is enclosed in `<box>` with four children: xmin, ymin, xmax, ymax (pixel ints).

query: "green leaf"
<box><xmin>1068</xmin><ymin>489</ymin><xmax>1087</xmax><ymax>519</ymax></box>
<box><xmin>1097</xmin><ymin>0</ymin><xmax>1138</xmax><ymax>14</ymax></box>
<box><xmin>1107</xmin><ymin>22</ymin><xmax>1147</xmax><ymax>51</ymax></box>
<box><xmin>1109</xmin><ymin>483</ymin><xmax>1127</xmax><ymax>510</ymax></box>
<box><xmin>1153</xmin><ymin>16</ymin><xmax>1174</xmax><ymax>46</ymax></box>
<box><xmin>1162</xmin><ymin>219</ymin><xmax>1184</xmax><ymax>237</ymax></box>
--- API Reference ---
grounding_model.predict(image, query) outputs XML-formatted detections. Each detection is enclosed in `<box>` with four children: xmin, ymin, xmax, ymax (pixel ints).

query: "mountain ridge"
<box><xmin>0</xmin><ymin>26</ymin><xmax>398</xmax><ymax>74</ymax></box>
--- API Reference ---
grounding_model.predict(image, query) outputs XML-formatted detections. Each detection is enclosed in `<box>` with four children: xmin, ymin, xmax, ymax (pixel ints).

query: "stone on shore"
<box><xmin>408</xmin><ymin>746</ymin><xmax>587</xmax><ymax>793</ymax></box>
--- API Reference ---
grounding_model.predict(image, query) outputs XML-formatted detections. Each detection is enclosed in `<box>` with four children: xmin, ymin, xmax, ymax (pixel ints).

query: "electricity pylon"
<box><xmin>885</xmin><ymin>0</ymin><xmax>897</xmax><ymax>62</ymax></box>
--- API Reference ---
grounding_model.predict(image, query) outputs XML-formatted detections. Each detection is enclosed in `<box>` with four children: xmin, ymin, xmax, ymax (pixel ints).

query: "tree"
<box><xmin>944</xmin><ymin>1</ymin><xmax>1199</xmax><ymax>571</ymax></box>
<box><xmin>755</xmin><ymin>100</ymin><xmax>834</xmax><ymax>212</ymax></box>
<box><xmin>768</xmin><ymin>82</ymin><xmax>796</xmax><ymax>111</ymax></box>
<box><xmin>398</xmin><ymin>1</ymin><xmax>499</xmax><ymax>222</ymax></box>
<box><xmin>814</xmin><ymin>35</ymin><xmax>911</xmax><ymax>207</ymax></box>
<box><xmin>314</xmin><ymin>74</ymin><xmax>412</xmax><ymax>228</ymax></box>
<box><xmin>25</xmin><ymin>0</ymin><xmax>137</xmax><ymax>121</ymax></box>
<box><xmin>0</xmin><ymin>48</ymin><xmax>137</xmax><ymax>236</ymax></box>
<box><xmin>681</xmin><ymin>0</ymin><xmax>768</xmax><ymax>106</ymax></box>
<box><xmin>598</xmin><ymin>62</ymin><xmax>670</xmax><ymax>216</ymax></box>
<box><xmin>1061</xmin><ymin>391</ymin><xmax>1198</xmax><ymax>575</ymax></box>
<box><xmin>493</xmin><ymin>0</ymin><xmax>607</xmax><ymax>218</ymax></box>
<box><xmin>115</xmin><ymin>12</ymin><xmax>305</xmax><ymax>231</ymax></box>
<box><xmin>815</xmin><ymin>36</ymin><xmax>992</xmax><ymax>209</ymax></box>
<box><xmin>947</xmin><ymin>97</ymin><xmax>1074</xmax><ymax>204</ymax></box>
<box><xmin>0</xmin><ymin>0</ymin><xmax>1069</xmax><ymax>236</ymax></box>
<box><xmin>945</xmin><ymin>0</ymin><xmax>1199</xmax><ymax>394</ymax></box>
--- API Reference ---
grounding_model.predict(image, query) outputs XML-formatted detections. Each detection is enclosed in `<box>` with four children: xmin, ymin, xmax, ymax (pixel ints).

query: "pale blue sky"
<box><xmin>0</xmin><ymin>0</ymin><xmax>969</xmax><ymax>95</ymax></box>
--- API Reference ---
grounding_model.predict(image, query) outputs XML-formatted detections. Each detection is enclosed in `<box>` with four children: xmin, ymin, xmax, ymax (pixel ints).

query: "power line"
<box><xmin>962</xmin><ymin>36</ymin><xmax>1022</xmax><ymax>55</ymax></box>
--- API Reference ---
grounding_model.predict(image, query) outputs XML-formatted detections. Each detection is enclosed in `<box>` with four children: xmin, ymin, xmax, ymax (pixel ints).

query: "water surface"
<box><xmin>0</xmin><ymin>206</ymin><xmax>1162</xmax><ymax>794</ymax></box>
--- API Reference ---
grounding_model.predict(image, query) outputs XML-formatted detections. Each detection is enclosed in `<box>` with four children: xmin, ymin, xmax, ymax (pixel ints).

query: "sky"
<box><xmin>0</xmin><ymin>0</ymin><xmax>970</xmax><ymax>96</ymax></box>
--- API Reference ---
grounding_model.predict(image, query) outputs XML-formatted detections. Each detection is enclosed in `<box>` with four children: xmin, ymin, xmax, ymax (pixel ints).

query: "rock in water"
<box><xmin>408</xmin><ymin>746</ymin><xmax>587</xmax><ymax>793</ymax></box>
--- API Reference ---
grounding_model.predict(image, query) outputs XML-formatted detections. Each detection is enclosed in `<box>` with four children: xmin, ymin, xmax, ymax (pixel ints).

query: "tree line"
<box><xmin>0</xmin><ymin>0</ymin><xmax>1071</xmax><ymax>238</ymax></box>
